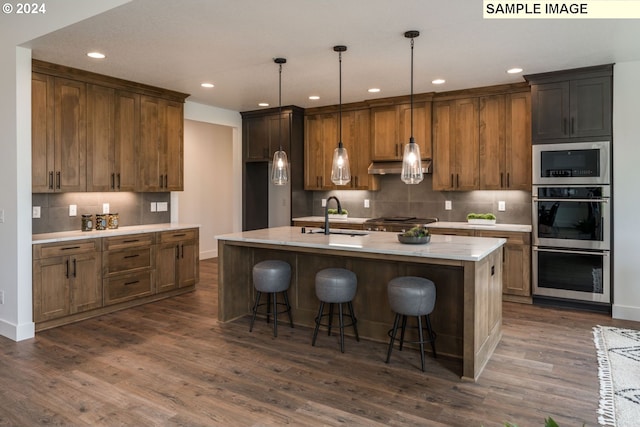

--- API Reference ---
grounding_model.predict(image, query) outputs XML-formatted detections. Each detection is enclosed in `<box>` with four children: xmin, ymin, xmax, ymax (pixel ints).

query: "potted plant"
<box><xmin>327</xmin><ymin>208</ymin><xmax>348</xmax><ymax>220</ymax></box>
<box><xmin>467</xmin><ymin>212</ymin><xmax>497</xmax><ymax>225</ymax></box>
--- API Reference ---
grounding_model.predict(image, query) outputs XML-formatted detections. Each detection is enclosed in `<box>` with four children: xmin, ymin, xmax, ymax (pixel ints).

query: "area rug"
<box><xmin>593</xmin><ymin>326</ymin><xmax>640</xmax><ymax>427</ymax></box>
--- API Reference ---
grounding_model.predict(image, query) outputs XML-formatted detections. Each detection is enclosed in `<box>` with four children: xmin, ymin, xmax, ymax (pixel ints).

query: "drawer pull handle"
<box><xmin>173</xmin><ymin>233</ymin><xmax>187</xmax><ymax>237</ymax></box>
<box><xmin>123</xmin><ymin>239</ymin><xmax>140</xmax><ymax>243</ymax></box>
<box><xmin>124</xmin><ymin>254</ymin><xmax>140</xmax><ymax>259</ymax></box>
<box><xmin>61</xmin><ymin>246</ymin><xmax>81</xmax><ymax>251</ymax></box>
<box><xmin>124</xmin><ymin>280</ymin><xmax>140</xmax><ymax>286</ymax></box>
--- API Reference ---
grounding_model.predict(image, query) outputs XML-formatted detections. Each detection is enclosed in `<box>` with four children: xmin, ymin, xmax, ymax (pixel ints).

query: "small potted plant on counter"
<box><xmin>467</xmin><ymin>212</ymin><xmax>497</xmax><ymax>225</ymax></box>
<box><xmin>397</xmin><ymin>225</ymin><xmax>431</xmax><ymax>244</ymax></box>
<box><xmin>327</xmin><ymin>208</ymin><xmax>348</xmax><ymax>220</ymax></box>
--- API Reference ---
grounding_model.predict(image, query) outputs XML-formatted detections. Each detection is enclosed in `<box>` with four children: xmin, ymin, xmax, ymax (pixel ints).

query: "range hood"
<box><xmin>367</xmin><ymin>159</ymin><xmax>432</xmax><ymax>175</ymax></box>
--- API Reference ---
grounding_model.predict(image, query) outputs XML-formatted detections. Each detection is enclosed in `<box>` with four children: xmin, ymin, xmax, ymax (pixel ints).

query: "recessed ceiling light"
<box><xmin>87</xmin><ymin>52</ymin><xmax>106</xmax><ymax>59</ymax></box>
<box><xmin>201</xmin><ymin>83</ymin><xmax>214</xmax><ymax>88</ymax></box>
<box><xmin>432</xmin><ymin>79</ymin><xmax>446</xmax><ymax>85</ymax></box>
<box><xmin>309</xmin><ymin>95</ymin><xmax>320</xmax><ymax>100</ymax></box>
<box><xmin>368</xmin><ymin>88</ymin><xmax>381</xmax><ymax>93</ymax></box>
<box><xmin>258</xmin><ymin>102</ymin><xmax>269</xmax><ymax>107</ymax></box>
<box><xmin>507</xmin><ymin>67</ymin><xmax>523</xmax><ymax>74</ymax></box>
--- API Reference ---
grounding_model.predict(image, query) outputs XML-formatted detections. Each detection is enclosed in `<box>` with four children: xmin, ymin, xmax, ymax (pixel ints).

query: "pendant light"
<box><xmin>271</xmin><ymin>57</ymin><xmax>289</xmax><ymax>185</ymax></box>
<box><xmin>401</xmin><ymin>30</ymin><xmax>424</xmax><ymax>185</ymax></box>
<box><xmin>330</xmin><ymin>45</ymin><xmax>351</xmax><ymax>186</ymax></box>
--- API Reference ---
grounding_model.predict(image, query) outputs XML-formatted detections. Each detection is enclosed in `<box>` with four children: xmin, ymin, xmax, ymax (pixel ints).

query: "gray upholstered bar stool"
<box><xmin>312</xmin><ymin>268</ymin><xmax>359</xmax><ymax>353</ymax></box>
<box><xmin>249</xmin><ymin>260</ymin><xmax>293</xmax><ymax>337</ymax></box>
<box><xmin>385</xmin><ymin>276</ymin><xmax>437</xmax><ymax>372</ymax></box>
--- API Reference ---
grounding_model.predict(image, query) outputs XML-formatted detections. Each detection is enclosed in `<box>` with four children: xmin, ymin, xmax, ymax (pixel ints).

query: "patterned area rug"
<box><xmin>593</xmin><ymin>326</ymin><xmax>640</xmax><ymax>427</ymax></box>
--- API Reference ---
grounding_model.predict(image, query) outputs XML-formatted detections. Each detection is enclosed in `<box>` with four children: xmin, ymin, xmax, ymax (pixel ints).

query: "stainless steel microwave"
<box><xmin>532</xmin><ymin>141</ymin><xmax>610</xmax><ymax>185</ymax></box>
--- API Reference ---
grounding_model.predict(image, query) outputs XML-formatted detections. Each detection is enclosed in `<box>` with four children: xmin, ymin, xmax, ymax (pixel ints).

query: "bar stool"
<box><xmin>385</xmin><ymin>276</ymin><xmax>437</xmax><ymax>372</ymax></box>
<box><xmin>312</xmin><ymin>268</ymin><xmax>359</xmax><ymax>353</ymax></box>
<box><xmin>249</xmin><ymin>260</ymin><xmax>293</xmax><ymax>337</ymax></box>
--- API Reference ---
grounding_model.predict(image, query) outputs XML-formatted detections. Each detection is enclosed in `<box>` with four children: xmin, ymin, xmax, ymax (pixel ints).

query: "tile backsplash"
<box><xmin>32</xmin><ymin>192</ymin><xmax>171</xmax><ymax>234</ymax></box>
<box><xmin>309</xmin><ymin>174</ymin><xmax>532</xmax><ymax>224</ymax></box>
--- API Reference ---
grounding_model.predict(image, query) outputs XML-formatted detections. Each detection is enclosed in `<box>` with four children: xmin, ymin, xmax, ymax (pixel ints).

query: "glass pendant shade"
<box><xmin>271</xmin><ymin>149</ymin><xmax>289</xmax><ymax>185</ymax></box>
<box><xmin>331</xmin><ymin>142</ymin><xmax>351</xmax><ymax>185</ymax></box>
<box><xmin>401</xmin><ymin>138</ymin><xmax>424</xmax><ymax>184</ymax></box>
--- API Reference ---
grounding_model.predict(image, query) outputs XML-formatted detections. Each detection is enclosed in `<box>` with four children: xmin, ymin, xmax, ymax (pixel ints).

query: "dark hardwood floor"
<box><xmin>1</xmin><ymin>258</ymin><xmax>638</xmax><ymax>426</ymax></box>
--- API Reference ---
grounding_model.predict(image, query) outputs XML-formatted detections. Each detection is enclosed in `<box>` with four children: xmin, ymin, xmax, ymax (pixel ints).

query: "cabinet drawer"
<box><xmin>104</xmin><ymin>271</ymin><xmax>154</xmax><ymax>305</ymax></box>
<box><xmin>475</xmin><ymin>230</ymin><xmax>530</xmax><ymax>245</ymax></box>
<box><xmin>102</xmin><ymin>233</ymin><xmax>155</xmax><ymax>251</ymax></box>
<box><xmin>158</xmin><ymin>228</ymin><xmax>197</xmax><ymax>243</ymax></box>
<box><xmin>104</xmin><ymin>247</ymin><xmax>154</xmax><ymax>276</ymax></box>
<box><xmin>34</xmin><ymin>240</ymin><xmax>99</xmax><ymax>259</ymax></box>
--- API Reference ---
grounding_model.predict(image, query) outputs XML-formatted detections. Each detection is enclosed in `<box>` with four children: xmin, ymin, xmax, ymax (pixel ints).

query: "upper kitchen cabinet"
<box><xmin>243</xmin><ymin>112</ymin><xmax>290</xmax><ymax>162</ymax></box>
<box><xmin>525</xmin><ymin>64</ymin><xmax>612</xmax><ymax>143</ymax></box>
<box><xmin>370</xmin><ymin>95</ymin><xmax>432</xmax><ymax>161</ymax></box>
<box><xmin>32</xmin><ymin>60</ymin><xmax>189</xmax><ymax>194</ymax></box>
<box><xmin>86</xmin><ymin>86</ymin><xmax>139</xmax><ymax>192</ymax></box>
<box><xmin>138</xmin><ymin>96</ymin><xmax>184</xmax><ymax>191</ymax></box>
<box><xmin>32</xmin><ymin>73</ymin><xmax>87</xmax><ymax>193</ymax></box>
<box><xmin>479</xmin><ymin>91</ymin><xmax>531</xmax><ymax>190</ymax></box>
<box><xmin>432</xmin><ymin>97</ymin><xmax>480</xmax><ymax>191</ymax></box>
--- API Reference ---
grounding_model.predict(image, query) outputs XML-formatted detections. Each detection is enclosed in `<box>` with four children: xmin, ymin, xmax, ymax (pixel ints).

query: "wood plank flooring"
<box><xmin>1</xmin><ymin>257</ymin><xmax>639</xmax><ymax>426</ymax></box>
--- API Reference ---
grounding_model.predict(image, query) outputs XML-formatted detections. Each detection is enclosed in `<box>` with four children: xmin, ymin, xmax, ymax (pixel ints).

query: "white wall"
<box><xmin>180</xmin><ymin>119</ymin><xmax>234</xmax><ymax>259</ymax></box>
<box><xmin>612</xmin><ymin>61</ymin><xmax>640</xmax><ymax>321</ymax></box>
<box><xmin>0</xmin><ymin>0</ymin><xmax>131</xmax><ymax>341</ymax></box>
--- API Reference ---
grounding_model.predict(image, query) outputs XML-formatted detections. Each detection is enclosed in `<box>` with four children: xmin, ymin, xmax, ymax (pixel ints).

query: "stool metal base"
<box><xmin>249</xmin><ymin>290</ymin><xmax>293</xmax><ymax>337</ymax></box>
<box><xmin>385</xmin><ymin>313</ymin><xmax>436</xmax><ymax>372</ymax></box>
<box><xmin>312</xmin><ymin>301</ymin><xmax>359</xmax><ymax>353</ymax></box>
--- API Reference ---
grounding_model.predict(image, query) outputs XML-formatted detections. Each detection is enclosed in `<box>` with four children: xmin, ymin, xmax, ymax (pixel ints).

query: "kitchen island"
<box><xmin>216</xmin><ymin>226</ymin><xmax>506</xmax><ymax>381</ymax></box>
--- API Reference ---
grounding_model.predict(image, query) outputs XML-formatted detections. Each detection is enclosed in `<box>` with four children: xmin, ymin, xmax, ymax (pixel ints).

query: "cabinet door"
<box><xmin>139</xmin><ymin>95</ymin><xmax>163</xmax><ymax>191</ymax></box>
<box><xmin>70</xmin><ymin>252</ymin><xmax>102</xmax><ymax>313</ymax></box>
<box><xmin>54</xmin><ymin>78</ymin><xmax>87</xmax><ymax>192</ymax></box>
<box><xmin>164</xmin><ymin>100</ymin><xmax>184</xmax><ymax>191</ymax></box>
<box><xmin>347</xmin><ymin>109</ymin><xmax>376</xmax><ymax>190</ymax></box>
<box><xmin>452</xmin><ymin>98</ymin><xmax>479</xmax><ymax>191</ymax></box>
<box><xmin>505</xmin><ymin>91</ymin><xmax>531</xmax><ymax>190</ymax></box>
<box><xmin>304</xmin><ymin>114</ymin><xmax>335</xmax><ymax>190</ymax></box>
<box><xmin>371</xmin><ymin>106</ymin><xmax>400</xmax><ymax>160</ymax></box>
<box><xmin>432</xmin><ymin>101</ymin><xmax>454</xmax><ymax>191</ymax></box>
<box><xmin>531</xmin><ymin>81</ymin><xmax>570</xmax><ymax>141</ymax></box>
<box><xmin>244</xmin><ymin>115</ymin><xmax>270</xmax><ymax>161</ymax></box>
<box><xmin>156</xmin><ymin>243</ymin><xmax>178</xmax><ymax>292</ymax></box>
<box><xmin>177</xmin><ymin>240</ymin><xmax>199</xmax><ymax>287</ymax></box>
<box><xmin>479</xmin><ymin>95</ymin><xmax>506</xmax><ymax>190</ymax></box>
<box><xmin>114</xmin><ymin>90</ymin><xmax>139</xmax><ymax>191</ymax></box>
<box><xmin>33</xmin><ymin>257</ymin><xmax>70</xmax><ymax>322</ymax></box>
<box><xmin>32</xmin><ymin>73</ymin><xmax>55</xmax><ymax>192</ymax></box>
<box><xmin>399</xmin><ymin>101</ymin><xmax>432</xmax><ymax>159</ymax></box>
<box><xmin>571</xmin><ymin>76</ymin><xmax>612</xmax><ymax>138</ymax></box>
<box><xmin>476</xmin><ymin>230</ymin><xmax>531</xmax><ymax>297</ymax></box>
<box><xmin>86</xmin><ymin>84</ymin><xmax>115</xmax><ymax>192</ymax></box>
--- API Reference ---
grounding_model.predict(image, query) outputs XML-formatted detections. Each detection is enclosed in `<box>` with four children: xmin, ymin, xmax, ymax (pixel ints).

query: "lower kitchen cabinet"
<box><xmin>156</xmin><ymin>228</ymin><xmax>199</xmax><ymax>292</ymax></box>
<box><xmin>33</xmin><ymin>240</ymin><xmax>102</xmax><ymax>323</ymax></box>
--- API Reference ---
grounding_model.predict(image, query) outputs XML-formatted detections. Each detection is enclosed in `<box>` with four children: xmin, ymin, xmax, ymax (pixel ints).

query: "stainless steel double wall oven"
<box><xmin>532</xmin><ymin>141</ymin><xmax>611</xmax><ymax>305</ymax></box>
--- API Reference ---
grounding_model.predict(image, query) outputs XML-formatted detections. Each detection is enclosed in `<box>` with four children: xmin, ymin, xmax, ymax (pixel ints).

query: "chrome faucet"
<box><xmin>324</xmin><ymin>196</ymin><xmax>342</xmax><ymax>235</ymax></box>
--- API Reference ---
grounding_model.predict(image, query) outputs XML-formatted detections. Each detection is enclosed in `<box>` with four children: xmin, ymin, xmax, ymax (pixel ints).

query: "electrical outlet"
<box><xmin>364</xmin><ymin>199</ymin><xmax>370</xmax><ymax>208</ymax></box>
<box><xmin>498</xmin><ymin>201</ymin><xmax>506</xmax><ymax>211</ymax></box>
<box><xmin>157</xmin><ymin>202</ymin><xmax>168</xmax><ymax>212</ymax></box>
<box><xmin>321</xmin><ymin>199</ymin><xmax>327</xmax><ymax>207</ymax></box>
<box><xmin>445</xmin><ymin>200</ymin><xmax>452</xmax><ymax>211</ymax></box>
<box><xmin>69</xmin><ymin>204</ymin><xmax>77</xmax><ymax>216</ymax></box>
<box><xmin>32</xmin><ymin>206</ymin><xmax>41</xmax><ymax>219</ymax></box>
<box><xmin>102</xmin><ymin>203</ymin><xmax>110</xmax><ymax>214</ymax></box>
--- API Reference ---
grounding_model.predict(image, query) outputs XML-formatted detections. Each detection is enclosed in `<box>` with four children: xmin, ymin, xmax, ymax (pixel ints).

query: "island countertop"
<box><xmin>216</xmin><ymin>226</ymin><xmax>506</xmax><ymax>262</ymax></box>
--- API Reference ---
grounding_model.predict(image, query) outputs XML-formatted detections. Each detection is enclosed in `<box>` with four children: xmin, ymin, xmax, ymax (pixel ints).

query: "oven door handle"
<box><xmin>533</xmin><ymin>197</ymin><xmax>609</xmax><ymax>203</ymax></box>
<box><xmin>533</xmin><ymin>247</ymin><xmax>609</xmax><ymax>256</ymax></box>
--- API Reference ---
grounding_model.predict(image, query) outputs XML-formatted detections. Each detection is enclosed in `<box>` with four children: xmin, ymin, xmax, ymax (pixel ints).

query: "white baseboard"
<box><xmin>0</xmin><ymin>319</ymin><xmax>35</xmax><ymax>341</ymax></box>
<box><xmin>612</xmin><ymin>304</ymin><xmax>640</xmax><ymax>322</ymax></box>
<box><xmin>200</xmin><ymin>249</ymin><xmax>217</xmax><ymax>260</ymax></box>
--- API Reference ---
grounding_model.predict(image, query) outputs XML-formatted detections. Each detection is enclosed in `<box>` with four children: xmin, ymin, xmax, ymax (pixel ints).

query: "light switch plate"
<box><xmin>498</xmin><ymin>201</ymin><xmax>506</xmax><ymax>211</ymax></box>
<box><xmin>445</xmin><ymin>200</ymin><xmax>452</xmax><ymax>211</ymax></box>
<box><xmin>321</xmin><ymin>199</ymin><xmax>327</xmax><ymax>207</ymax></box>
<box><xmin>32</xmin><ymin>206</ymin><xmax>41</xmax><ymax>219</ymax></box>
<box><xmin>69</xmin><ymin>204</ymin><xmax>77</xmax><ymax>216</ymax></box>
<box><xmin>157</xmin><ymin>202</ymin><xmax>168</xmax><ymax>212</ymax></box>
<box><xmin>150</xmin><ymin>202</ymin><xmax>157</xmax><ymax>212</ymax></box>
<box><xmin>364</xmin><ymin>199</ymin><xmax>370</xmax><ymax>208</ymax></box>
<box><xmin>102</xmin><ymin>203</ymin><xmax>110</xmax><ymax>214</ymax></box>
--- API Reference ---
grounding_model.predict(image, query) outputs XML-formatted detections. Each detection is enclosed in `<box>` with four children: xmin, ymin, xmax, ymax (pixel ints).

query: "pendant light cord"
<box><xmin>278</xmin><ymin>62</ymin><xmax>283</xmax><ymax>151</ymax></box>
<box><xmin>338</xmin><ymin>50</ymin><xmax>343</xmax><ymax>147</ymax></box>
<box><xmin>410</xmin><ymin>37</ymin><xmax>414</xmax><ymax>143</ymax></box>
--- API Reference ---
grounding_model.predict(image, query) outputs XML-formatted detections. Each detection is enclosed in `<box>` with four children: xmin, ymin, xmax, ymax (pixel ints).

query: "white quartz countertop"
<box><xmin>216</xmin><ymin>226</ymin><xmax>505</xmax><ymax>262</ymax></box>
<box><xmin>33</xmin><ymin>223</ymin><xmax>200</xmax><ymax>244</ymax></box>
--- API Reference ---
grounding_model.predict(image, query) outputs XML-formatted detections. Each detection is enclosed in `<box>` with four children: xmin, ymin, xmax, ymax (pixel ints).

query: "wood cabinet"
<box><xmin>33</xmin><ymin>240</ymin><xmax>102</xmax><ymax>322</ymax></box>
<box><xmin>138</xmin><ymin>96</ymin><xmax>184</xmax><ymax>191</ymax></box>
<box><xmin>479</xmin><ymin>91</ymin><xmax>531</xmax><ymax>190</ymax></box>
<box><xmin>86</xmin><ymin>86</ymin><xmax>138</xmax><ymax>191</ymax></box>
<box><xmin>156</xmin><ymin>228</ymin><xmax>199</xmax><ymax>292</ymax></box>
<box><xmin>244</xmin><ymin>113</ymin><xmax>290</xmax><ymax>162</ymax></box>
<box><xmin>304</xmin><ymin>107</ymin><xmax>377</xmax><ymax>191</ymax></box>
<box><xmin>370</xmin><ymin>100</ymin><xmax>432</xmax><ymax>161</ymax></box>
<box><xmin>525</xmin><ymin>64</ymin><xmax>612</xmax><ymax>142</ymax></box>
<box><xmin>428</xmin><ymin>227</ymin><xmax>531</xmax><ymax>302</ymax></box>
<box><xmin>432</xmin><ymin>98</ymin><xmax>480</xmax><ymax>191</ymax></box>
<box><xmin>31</xmin><ymin>74</ymin><xmax>87</xmax><ymax>193</ymax></box>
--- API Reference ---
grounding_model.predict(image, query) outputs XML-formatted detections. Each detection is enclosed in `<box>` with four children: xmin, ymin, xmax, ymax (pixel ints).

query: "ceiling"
<box><xmin>24</xmin><ymin>0</ymin><xmax>640</xmax><ymax>112</ymax></box>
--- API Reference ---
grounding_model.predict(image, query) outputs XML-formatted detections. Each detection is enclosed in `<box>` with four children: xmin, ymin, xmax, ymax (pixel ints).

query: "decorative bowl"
<box><xmin>397</xmin><ymin>234</ymin><xmax>431</xmax><ymax>245</ymax></box>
